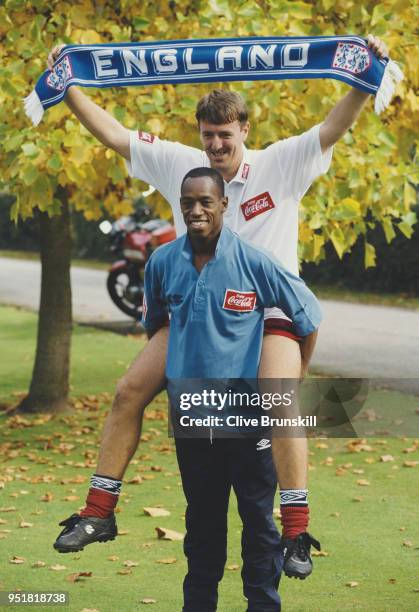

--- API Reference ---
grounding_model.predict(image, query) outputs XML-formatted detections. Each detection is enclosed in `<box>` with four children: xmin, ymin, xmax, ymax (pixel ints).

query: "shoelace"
<box><xmin>287</xmin><ymin>532</ymin><xmax>321</xmax><ymax>561</ymax></box>
<box><xmin>304</xmin><ymin>533</ymin><xmax>321</xmax><ymax>551</ymax></box>
<box><xmin>58</xmin><ymin>514</ymin><xmax>82</xmax><ymax>532</ymax></box>
<box><xmin>294</xmin><ymin>537</ymin><xmax>310</xmax><ymax>561</ymax></box>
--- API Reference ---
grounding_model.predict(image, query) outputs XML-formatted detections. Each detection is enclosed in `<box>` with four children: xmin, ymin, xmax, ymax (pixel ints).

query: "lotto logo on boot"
<box><xmin>241</xmin><ymin>192</ymin><xmax>275</xmax><ymax>221</ymax></box>
<box><xmin>223</xmin><ymin>290</ymin><xmax>257</xmax><ymax>312</ymax></box>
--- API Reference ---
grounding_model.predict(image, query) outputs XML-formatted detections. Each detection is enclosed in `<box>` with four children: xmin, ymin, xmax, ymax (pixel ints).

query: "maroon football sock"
<box><xmin>80</xmin><ymin>488</ymin><xmax>119</xmax><ymax>518</ymax></box>
<box><xmin>280</xmin><ymin>505</ymin><xmax>309</xmax><ymax>538</ymax></box>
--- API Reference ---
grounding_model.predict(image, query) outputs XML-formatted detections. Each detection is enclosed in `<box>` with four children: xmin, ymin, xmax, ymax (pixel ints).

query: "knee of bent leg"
<box><xmin>113</xmin><ymin>376</ymin><xmax>145</xmax><ymax>415</ymax></box>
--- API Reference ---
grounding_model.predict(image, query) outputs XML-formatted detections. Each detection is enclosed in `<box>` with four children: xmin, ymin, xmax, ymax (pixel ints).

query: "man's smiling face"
<box><xmin>199</xmin><ymin>120</ymin><xmax>249</xmax><ymax>181</ymax></box>
<box><xmin>180</xmin><ymin>175</ymin><xmax>228</xmax><ymax>242</ymax></box>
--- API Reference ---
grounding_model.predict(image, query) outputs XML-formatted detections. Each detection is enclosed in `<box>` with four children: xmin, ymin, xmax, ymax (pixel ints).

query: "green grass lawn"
<box><xmin>1</xmin><ymin>306</ymin><xmax>418</xmax><ymax>611</ymax></box>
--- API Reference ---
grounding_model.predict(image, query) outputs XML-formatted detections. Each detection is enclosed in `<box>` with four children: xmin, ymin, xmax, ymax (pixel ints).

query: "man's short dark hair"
<box><xmin>195</xmin><ymin>90</ymin><xmax>249</xmax><ymax>126</ymax></box>
<box><xmin>181</xmin><ymin>167</ymin><xmax>225</xmax><ymax>198</ymax></box>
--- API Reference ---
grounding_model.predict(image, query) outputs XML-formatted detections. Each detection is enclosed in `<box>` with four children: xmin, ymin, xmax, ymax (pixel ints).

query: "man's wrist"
<box><xmin>350</xmin><ymin>88</ymin><xmax>370</xmax><ymax>102</ymax></box>
<box><xmin>64</xmin><ymin>86</ymin><xmax>78</xmax><ymax>102</ymax></box>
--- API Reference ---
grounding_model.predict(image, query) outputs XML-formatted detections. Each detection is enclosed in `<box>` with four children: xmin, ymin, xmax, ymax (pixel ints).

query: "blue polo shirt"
<box><xmin>142</xmin><ymin>226</ymin><xmax>322</xmax><ymax>379</ymax></box>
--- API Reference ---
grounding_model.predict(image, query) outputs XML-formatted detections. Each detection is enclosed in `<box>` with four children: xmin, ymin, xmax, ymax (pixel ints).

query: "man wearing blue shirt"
<box><xmin>142</xmin><ymin>167</ymin><xmax>322</xmax><ymax>612</ymax></box>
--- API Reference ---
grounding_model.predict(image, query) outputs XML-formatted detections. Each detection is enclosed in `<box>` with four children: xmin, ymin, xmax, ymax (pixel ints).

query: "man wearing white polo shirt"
<box><xmin>49</xmin><ymin>36</ymin><xmax>389</xmax><ymax>576</ymax></box>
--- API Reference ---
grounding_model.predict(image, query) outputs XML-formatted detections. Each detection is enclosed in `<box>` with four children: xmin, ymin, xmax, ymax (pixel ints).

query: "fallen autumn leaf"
<box><xmin>143</xmin><ymin>507</ymin><xmax>170</xmax><ymax>517</ymax></box>
<box><xmin>155</xmin><ymin>527</ymin><xmax>184</xmax><ymax>541</ymax></box>
<box><xmin>127</xmin><ymin>476</ymin><xmax>143</xmax><ymax>484</ymax></box>
<box><xmin>380</xmin><ymin>455</ymin><xmax>395</xmax><ymax>462</ymax></box>
<box><xmin>40</xmin><ymin>492</ymin><xmax>53</xmax><ymax>502</ymax></box>
<box><xmin>66</xmin><ymin>571</ymin><xmax>92</xmax><ymax>582</ymax></box>
<box><xmin>9</xmin><ymin>556</ymin><xmax>25</xmax><ymax>564</ymax></box>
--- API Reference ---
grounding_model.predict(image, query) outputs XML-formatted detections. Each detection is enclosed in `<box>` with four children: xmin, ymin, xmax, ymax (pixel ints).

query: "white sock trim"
<box><xmin>280</xmin><ymin>488</ymin><xmax>308</xmax><ymax>505</ymax></box>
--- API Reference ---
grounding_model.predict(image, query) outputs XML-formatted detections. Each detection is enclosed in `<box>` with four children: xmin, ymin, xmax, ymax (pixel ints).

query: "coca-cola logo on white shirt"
<box><xmin>138</xmin><ymin>131</ymin><xmax>155</xmax><ymax>144</ymax></box>
<box><xmin>223</xmin><ymin>290</ymin><xmax>257</xmax><ymax>312</ymax></box>
<box><xmin>241</xmin><ymin>191</ymin><xmax>275</xmax><ymax>221</ymax></box>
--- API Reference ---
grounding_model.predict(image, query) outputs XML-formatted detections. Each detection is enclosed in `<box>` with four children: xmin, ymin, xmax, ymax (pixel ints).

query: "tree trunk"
<box><xmin>18</xmin><ymin>188</ymin><xmax>72</xmax><ymax>413</ymax></box>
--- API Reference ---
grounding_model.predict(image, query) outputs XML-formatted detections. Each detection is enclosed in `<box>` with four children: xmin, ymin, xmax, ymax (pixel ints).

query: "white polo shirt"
<box><xmin>126</xmin><ymin>125</ymin><xmax>332</xmax><ymax>321</ymax></box>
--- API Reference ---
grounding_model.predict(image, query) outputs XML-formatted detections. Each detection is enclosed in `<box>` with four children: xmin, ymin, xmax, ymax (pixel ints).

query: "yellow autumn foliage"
<box><xmin>0</xmin><ymin>0</ymin><xmax>417</xmax><ymax>266</ymax></box>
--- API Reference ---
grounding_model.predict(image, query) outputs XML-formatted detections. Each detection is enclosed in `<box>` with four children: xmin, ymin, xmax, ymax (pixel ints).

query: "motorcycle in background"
<box><xmin>100</xmin><ymin>206</ymin><xmax>176</xmax><ymax>318</ymax></box>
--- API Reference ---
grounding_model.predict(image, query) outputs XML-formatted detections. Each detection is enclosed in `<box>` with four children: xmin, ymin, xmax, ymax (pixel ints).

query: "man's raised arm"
<box><xmin>48</xmin><ymin>45</ymin><xmax>131</xmax><ymax>160</ymax></box>
<box><xmin>319</xmin><ymin>35</ymin><xmax>389</xmax><ymax>153</ymax></box>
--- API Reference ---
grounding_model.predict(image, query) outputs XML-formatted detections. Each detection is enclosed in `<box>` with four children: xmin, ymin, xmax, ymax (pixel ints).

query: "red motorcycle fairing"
<box><xmin>125</xmin><ymin>231</ymin><xmax>150</xmax><ymax>249</ymax></box>
<box><xmin>152</xmin><ymin>225</ymin><xmax>177</xmax><ymax>245</ymax></box>
<box><xmin>105</xmin><ymin>212</ymin><xmax>176</xmax><ymax>318</ymax></box>
<box><xmin>110</xmin><ymin>259</ymin><xmax>131</xmax><ymax>273</ymax></box>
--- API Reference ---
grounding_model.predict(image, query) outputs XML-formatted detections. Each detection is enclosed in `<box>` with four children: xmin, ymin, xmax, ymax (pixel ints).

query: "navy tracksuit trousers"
<box><xmin>175</xmin><ymin>437</ymin><xmax>283</xmax><ymax>612</ymax></box>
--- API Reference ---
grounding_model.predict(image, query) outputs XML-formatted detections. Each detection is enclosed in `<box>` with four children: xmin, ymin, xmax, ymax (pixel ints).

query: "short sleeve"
<box><xmin>142</xmin><ymin>253</ymin><xmax>169</xmax><ymax>333</ymax></box>
<box><xmin>125</xmin><ymin>131</ymin><xmax>181</xmax><ymax>201</ymax></box>
<box><xmin>257</xmin><ymin>255</ymin><xmax>323</xmax><ymax>336</ymax></box>
<box><xmin>268</xmin><ymin>124</ymin><xmax>333</xmax><ymax>202</ymax></box>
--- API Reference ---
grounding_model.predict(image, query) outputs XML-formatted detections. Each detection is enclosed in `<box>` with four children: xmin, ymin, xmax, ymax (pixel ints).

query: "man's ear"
<box><xmin>222</xmin><ymin>196</ymin><xmax>228</xmax><ymax>213</ymax></box>
<box><xmin>241</xmin><ymin>121</ymin><xmax>250</xmax><ymax>142</ymax></box>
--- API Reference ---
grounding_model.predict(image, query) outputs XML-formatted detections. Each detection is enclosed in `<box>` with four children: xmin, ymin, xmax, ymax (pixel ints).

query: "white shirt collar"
<box><xmin>203</xmin><ymin>145</ymin><xmax>251</xmax><ymax>185</ymax></box>
<box><xmin>226</xmin><ymin>145</ymin><xmax>251</xmax><ymax>185</ymax></box>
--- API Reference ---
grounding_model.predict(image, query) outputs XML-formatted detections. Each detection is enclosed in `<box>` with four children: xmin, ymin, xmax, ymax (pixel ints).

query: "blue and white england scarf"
<box><xmin>24</xmin><ymin>35</ymin><xmax>403</xmax><ymax>125</ymax></box>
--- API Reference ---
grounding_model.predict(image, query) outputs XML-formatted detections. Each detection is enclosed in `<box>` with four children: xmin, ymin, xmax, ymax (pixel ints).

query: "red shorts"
<box><xmin>263</xmin><ymin>318</ymin><xmax>302</xmax><ymax>342</ymax></box>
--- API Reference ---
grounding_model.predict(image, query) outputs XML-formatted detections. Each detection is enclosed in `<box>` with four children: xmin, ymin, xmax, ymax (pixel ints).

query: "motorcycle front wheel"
<box><xmin>107</xmin><ymin>265</ymin><xmax>144</xmax><ymax>319</ymax></box>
